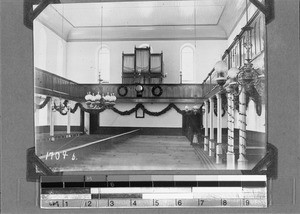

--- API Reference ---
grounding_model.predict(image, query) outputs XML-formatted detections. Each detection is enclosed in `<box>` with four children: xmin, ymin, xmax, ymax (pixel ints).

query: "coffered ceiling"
<box><xmin>35</xmin><ymin>0</ymin><xmax>249</xmax><ymax>41</ymax></box>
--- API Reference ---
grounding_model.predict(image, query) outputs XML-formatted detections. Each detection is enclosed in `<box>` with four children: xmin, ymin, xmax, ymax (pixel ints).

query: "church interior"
<box><xmin>33</xmin><ymin>0</ymin><xmax>268</xmax><ymax>172</ymax></box>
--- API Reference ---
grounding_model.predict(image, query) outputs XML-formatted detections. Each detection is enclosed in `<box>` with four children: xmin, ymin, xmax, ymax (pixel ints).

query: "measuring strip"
<box><xmin>40</xmin><ymin>175</ymin><xmax>267</xmax><ymax>208</ymax></box>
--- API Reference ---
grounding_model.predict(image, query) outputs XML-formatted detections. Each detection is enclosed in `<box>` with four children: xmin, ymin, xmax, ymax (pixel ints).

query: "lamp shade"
<box><xmin>214</xmin><ymin>61</ymin><xmax>228</xmax><ymax>73</ymax></box>
<box><xmin>228</xmin><ymin>67</ymin><xmax>240</xmax><ymax>79</ymax></box>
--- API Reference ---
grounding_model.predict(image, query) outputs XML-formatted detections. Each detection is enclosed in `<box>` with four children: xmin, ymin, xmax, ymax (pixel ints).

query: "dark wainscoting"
<box><xmin>35</xmin><ymin>126</ymin><xmax>82</xmax><ymax>133</ymax></box>
<box><xmin>95</xmin><ymin>126</ymin><xmax>183</xmax><ymax>136</ymax></box>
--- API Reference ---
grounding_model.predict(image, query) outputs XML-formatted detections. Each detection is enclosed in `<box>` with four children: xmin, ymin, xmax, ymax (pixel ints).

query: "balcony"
<box><xmin>35</xmin><ymin>68</ymin><xmax>211</xmax><ymax>103</ymax></box>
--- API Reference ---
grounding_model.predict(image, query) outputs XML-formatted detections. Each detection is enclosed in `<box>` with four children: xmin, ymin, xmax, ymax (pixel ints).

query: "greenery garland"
<box><xmin>151</xmin><ymin>85</ymin><xmax>163</xmax><ymax>97</ymax></box>
<box><xmin>35</xmin><ymin>96</ymin><xmax>51</xmax><ymax>109</ymax></box>
<box><xmin>117</xmin><ymin>85</ymin><xmax>128</xmax><ymax>97</ymax></box>
<box><xmin>71</xmin><ymin>103</ymin><xmax>187</xmax><ymax>116</ymax></box>
<box><xmin>37</xmin><ymin>98</ymin><xmax>190</xmax><ymax>116</ymax></box>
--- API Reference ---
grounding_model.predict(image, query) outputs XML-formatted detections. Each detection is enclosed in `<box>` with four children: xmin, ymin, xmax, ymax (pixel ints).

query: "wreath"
<box><xmin>117</xmin><ymin>85</ymin><xmax>128</xmax><ymax>97</ymax></box>
<box><xmin>152</xmin><ymin>85</ymin><xmax>163</xmax><ymax>97</ymax></box>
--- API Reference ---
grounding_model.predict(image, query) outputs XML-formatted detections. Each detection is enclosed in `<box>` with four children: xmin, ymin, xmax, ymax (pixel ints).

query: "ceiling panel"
<box><xmin>53</xmin><ymin>1</ymin><xmax>226</xmax><ymax>27</ymax></box>
<box><xmin>36</xmin><ymin>0</ymin><xmax>247</xmax><ymax>41</ymax></box>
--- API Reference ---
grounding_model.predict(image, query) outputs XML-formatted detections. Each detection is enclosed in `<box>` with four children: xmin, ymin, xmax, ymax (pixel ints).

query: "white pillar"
<box><xmin>238</xmin><ymin>87</ymin><xmax>248</xmax><ymax>169</ymax></box>
<box><xmin>209</xmin><ymin>97</ymin><xmax>215</xmax><ymax>157</ymax></box>
<box><xmin>227</xmin><ymin>93</ymin><xmax>235</xmax><ymax>169</ymax></box>
<box><xmin>67</xmin><ymin>110</ymin><xmax>71</xmax><ymax>137</ymax></box>
<box><xmin>35</xmin><ymin>107</ymin><xmax>39</xmax><ymax>127</ymax></box>
<box><xmin>84</xmin><ymin>112</ymin><xmax>90</xmax><ymax>135</ymax></box>
<box><xmin>49</xmin><ymin>98</ymin><xmax>55</xmax><ymax>141</ymax></box>
<box><xmin>216</xmin><ymin>93</ymin><xmax>223</xmax><ymax>164</ymax></box>
<box><xmin>204</xmin><ymin>101</ymin><xmax>209</xmax><ymax>151</ymax></box>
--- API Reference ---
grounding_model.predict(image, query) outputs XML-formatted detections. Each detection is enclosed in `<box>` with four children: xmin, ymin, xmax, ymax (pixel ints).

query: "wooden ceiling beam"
<box><xmin>24</xmin><ymin>0</ymin><xmax>61</xmax><ymax>29</ymax></box>
<box><xmin>249</xmin><ymin>0</ymin><xmax>274</xmax><ymax>24</ymax></box>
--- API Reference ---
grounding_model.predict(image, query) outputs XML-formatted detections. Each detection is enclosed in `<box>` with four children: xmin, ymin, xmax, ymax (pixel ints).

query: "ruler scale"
<box><xmin>40</xmin><ymin>175</ymin><xmax>267</xmax><ymax>208</ymax></box>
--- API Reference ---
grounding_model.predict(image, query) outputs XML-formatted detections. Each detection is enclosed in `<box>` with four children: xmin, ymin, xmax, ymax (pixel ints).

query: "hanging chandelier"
<box><xmin>85</xmin><ymin>92</ymin><xmax>116</xmax><ymax>109</ymax></box>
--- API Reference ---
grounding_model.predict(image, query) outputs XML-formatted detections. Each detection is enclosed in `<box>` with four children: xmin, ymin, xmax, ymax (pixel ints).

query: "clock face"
<box><xmin>135</xmin><ymin>84</ymin><xmax>143</xmax><ymax>92</ymax></box>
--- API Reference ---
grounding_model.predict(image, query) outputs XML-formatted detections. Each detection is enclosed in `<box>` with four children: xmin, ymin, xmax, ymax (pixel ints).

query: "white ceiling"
<box><xmin>35</xmin><ymin>0</ymin><xmax>248</xmax><ymax>41</ymax></box>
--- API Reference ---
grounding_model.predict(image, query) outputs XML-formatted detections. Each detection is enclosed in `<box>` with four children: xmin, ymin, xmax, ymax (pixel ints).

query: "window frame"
<box><xmin>180</xmin><ymin>43</ymin><xmax>195</xmax><ymax>83</ymax></box>
<box><xmin>97</xmin><ymin>45</ymin><xmax>110</xmax><ymax>83</ymax></box>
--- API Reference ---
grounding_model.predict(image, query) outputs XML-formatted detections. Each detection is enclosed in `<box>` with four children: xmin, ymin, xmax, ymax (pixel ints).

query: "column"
<box><xmin>49</xmin><ymin>98</ymin><xmax>55</xmax><ymax>141</ymax></box>
<box><xmin>209</xmin><ymin>97</ymin><xmax>215</xmax><ymax>157</ymax></box>
<box><xmin>67</xmin><ymin>110</ymin><xmax>71</xmax><ymax>138</ymax></box>
<box><xmin>227</xmin><ymin>93</ymin><xmax>235</xmax><ymax>169</ymax></box>
<box><xmin>238</xmin><ymin>86</ymin><xmax>248</xmax><ymax>169</ymax></box>
<box><xmin>216</xmin><ymin>93</ymin><xmax>223</xmax><ymax>164</ymax></box>
<box><xmin>84</xmin><ymin>112</ymin><xmax>90</xmax><ymax>135</ymax></box>
<box><xmin>204</xmin><ymin>100</ymin><xmax>209</xmax><ymax>152</ymax></box>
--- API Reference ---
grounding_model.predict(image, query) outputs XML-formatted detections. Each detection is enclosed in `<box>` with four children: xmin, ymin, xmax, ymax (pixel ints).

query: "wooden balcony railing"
<box><xmin>201</xmin><ymin>11</ymin><xmax>265</xmax><ymax>97</ymax></box>
<box><xmin>35</xmin><ymin>68</ymin><xmax>210</xmax><ymax>103</ymax></box>
<box><xmin>82</xmin><ymin>84</ymin><xmax>203</xmax><ymax>99</ymax></box>
<box><xmin>35</xmin><ymin>68</ymin><xmax>85</xmax><ymax>100</ymax></box>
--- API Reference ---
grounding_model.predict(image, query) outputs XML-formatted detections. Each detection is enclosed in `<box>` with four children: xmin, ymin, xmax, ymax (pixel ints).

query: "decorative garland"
<box><xmin>35</xmin><ymin>96</ymin><xmax>51</xmax><ymax>109</ymax></box>
<box><xmin>245</xmin><ymin>85</ymin><xmax>262</xmax><ymax>116</ymax></box>
<box><xmin>233</xmin><ymin>95</ymin><xmax>240</xmax><ymax>111</ymax></box>
<box><xmin>36</xmin><ymin>98</ymin><xmax>188</xmax><ymax>116</ymax></box>
<box><xmin>151</xmin><ymin>85</ymin><xmax>163</xmax><ymax>97</ymax></box>
<box><xmin>221</xmin><ymin>93</ymin><xmax>228</xmax><ymax>112</ymax></box>
<box><xmin>207</xmin><ymin>100</ymin><xmax>210</xmax><ymax>114</ymax></box>
<box><xmin>213</xmin><ymin>96</ymin><xmax>226</xmax><ymax>117</ymax></box>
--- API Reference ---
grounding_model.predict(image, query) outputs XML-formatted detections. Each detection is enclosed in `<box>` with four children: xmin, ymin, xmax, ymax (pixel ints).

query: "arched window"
<box><xmin>98</xmin><ymin>46</ymin><xmax>110</xmax><ymax>83</ymax></box>
<box><xmin>180</xmin><ymin>44</ymin><xmax>195</xmax><ymax>83</ymax></box>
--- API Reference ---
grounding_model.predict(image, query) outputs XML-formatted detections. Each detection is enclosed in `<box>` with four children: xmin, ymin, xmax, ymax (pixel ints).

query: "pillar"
<box><xmin>209</xmin><ymin>97</ymin><xmax>215</xmax><ymax>157</ymax></box>
<box><xmin>84</xmin><ymin>112</ymin><xmax>90</xmax><ymax>135</ymax></box>
<box><xmin>238</xmin><ymin>86</ymin><xmax>248</xmax><ymax>169</ymax></box>
<box><xmin>204</xmin><ymin>100</ymin><xmax>209</xmax><ymax>151</ymax></box>
<box><xmin>216</xmin><ymin>93</ymin><xmax>223</xmax><ymax>164</ymax></box>
<box><xmin>227</xmin><ymin>93</ymin><xmax>235</xmax><ymax>169</ymax></box>
<box><xmin>67</xmin><ymin>110</ymin><xmax>71</xmax><ymax>138</ymax></box>
<box><xmin>49</xmin><ymin>98</ymin><xmax>55</xmax><ymax>141</ymax></box>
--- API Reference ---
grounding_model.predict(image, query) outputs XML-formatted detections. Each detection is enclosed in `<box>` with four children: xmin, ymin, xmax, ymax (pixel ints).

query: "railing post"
<box><xmin>49</xmin><ymin>98</ymin><xmax>55</xmax><ymax>141</ymax></box>
<box><xmin>84</xmin><ymin>112</ymin><xmax>90</xmax><ymax>135</ymax></box>
<box><xmin>204</xmin><ymin>100</ymin><xmax>209</xmax><ymax>152</ymax></box>
<box><xmin>227</xmin><ymin>93</ymin><xmax>236</xmax><ymax>169</ymax></box>
<box><xmin>67</xmin><ymin>110</ymin><xmax>71</xmax><ymax>138</ymax></box>
<box><xmin>238</xmin><ymin>86</ymin><xmax>248</xmax><ymax>169</ymax></box>
<box><xmin>209</xmin><ymin>97</ymin><xmax>215</xmax><ymax>157</ymax></box>
<box><xmin>216</xmin><ymin>93</ymin><xmax>223</xmax><ymax>164</ymax></box>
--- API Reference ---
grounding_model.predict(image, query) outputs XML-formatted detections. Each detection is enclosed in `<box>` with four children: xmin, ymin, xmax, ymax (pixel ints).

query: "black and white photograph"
<box><xmin>34</xmin><ymin>0</ymin><xmax>266</xmax><ymax>173</ymax></box>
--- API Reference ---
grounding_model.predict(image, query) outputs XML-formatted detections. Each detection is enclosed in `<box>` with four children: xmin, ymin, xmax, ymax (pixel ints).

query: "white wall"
<box><xmin>33</xmin><ymin>20</ymin><xmax>67</xmax><ymax>77</ymax></box>
<box><xmin>70</xmin><ymin>101</ymin><xmax>81</xmax><ymax>126</ymax></box>
<box><xmin>100</xmin><ymin>103</ymin><xmax>186</xmax><ymax>127</ymax></box>
<box><xmin>66</xmin><ymin>40</ymin><xmax>226</xmax><ymax>84</ymax></box>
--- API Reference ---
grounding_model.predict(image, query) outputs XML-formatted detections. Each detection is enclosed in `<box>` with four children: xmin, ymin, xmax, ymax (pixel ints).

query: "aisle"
<box><xmin>41</xmin><ymin>135</ymin><xmax>216</xmax><ymax>172</ymax></box>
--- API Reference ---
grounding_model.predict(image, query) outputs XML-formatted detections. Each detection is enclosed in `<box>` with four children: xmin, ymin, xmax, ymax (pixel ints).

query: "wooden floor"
<box><xmin>40</xmin><ymin>134</ymin><xmax>217</xmax><ymax>172</ymax></box>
